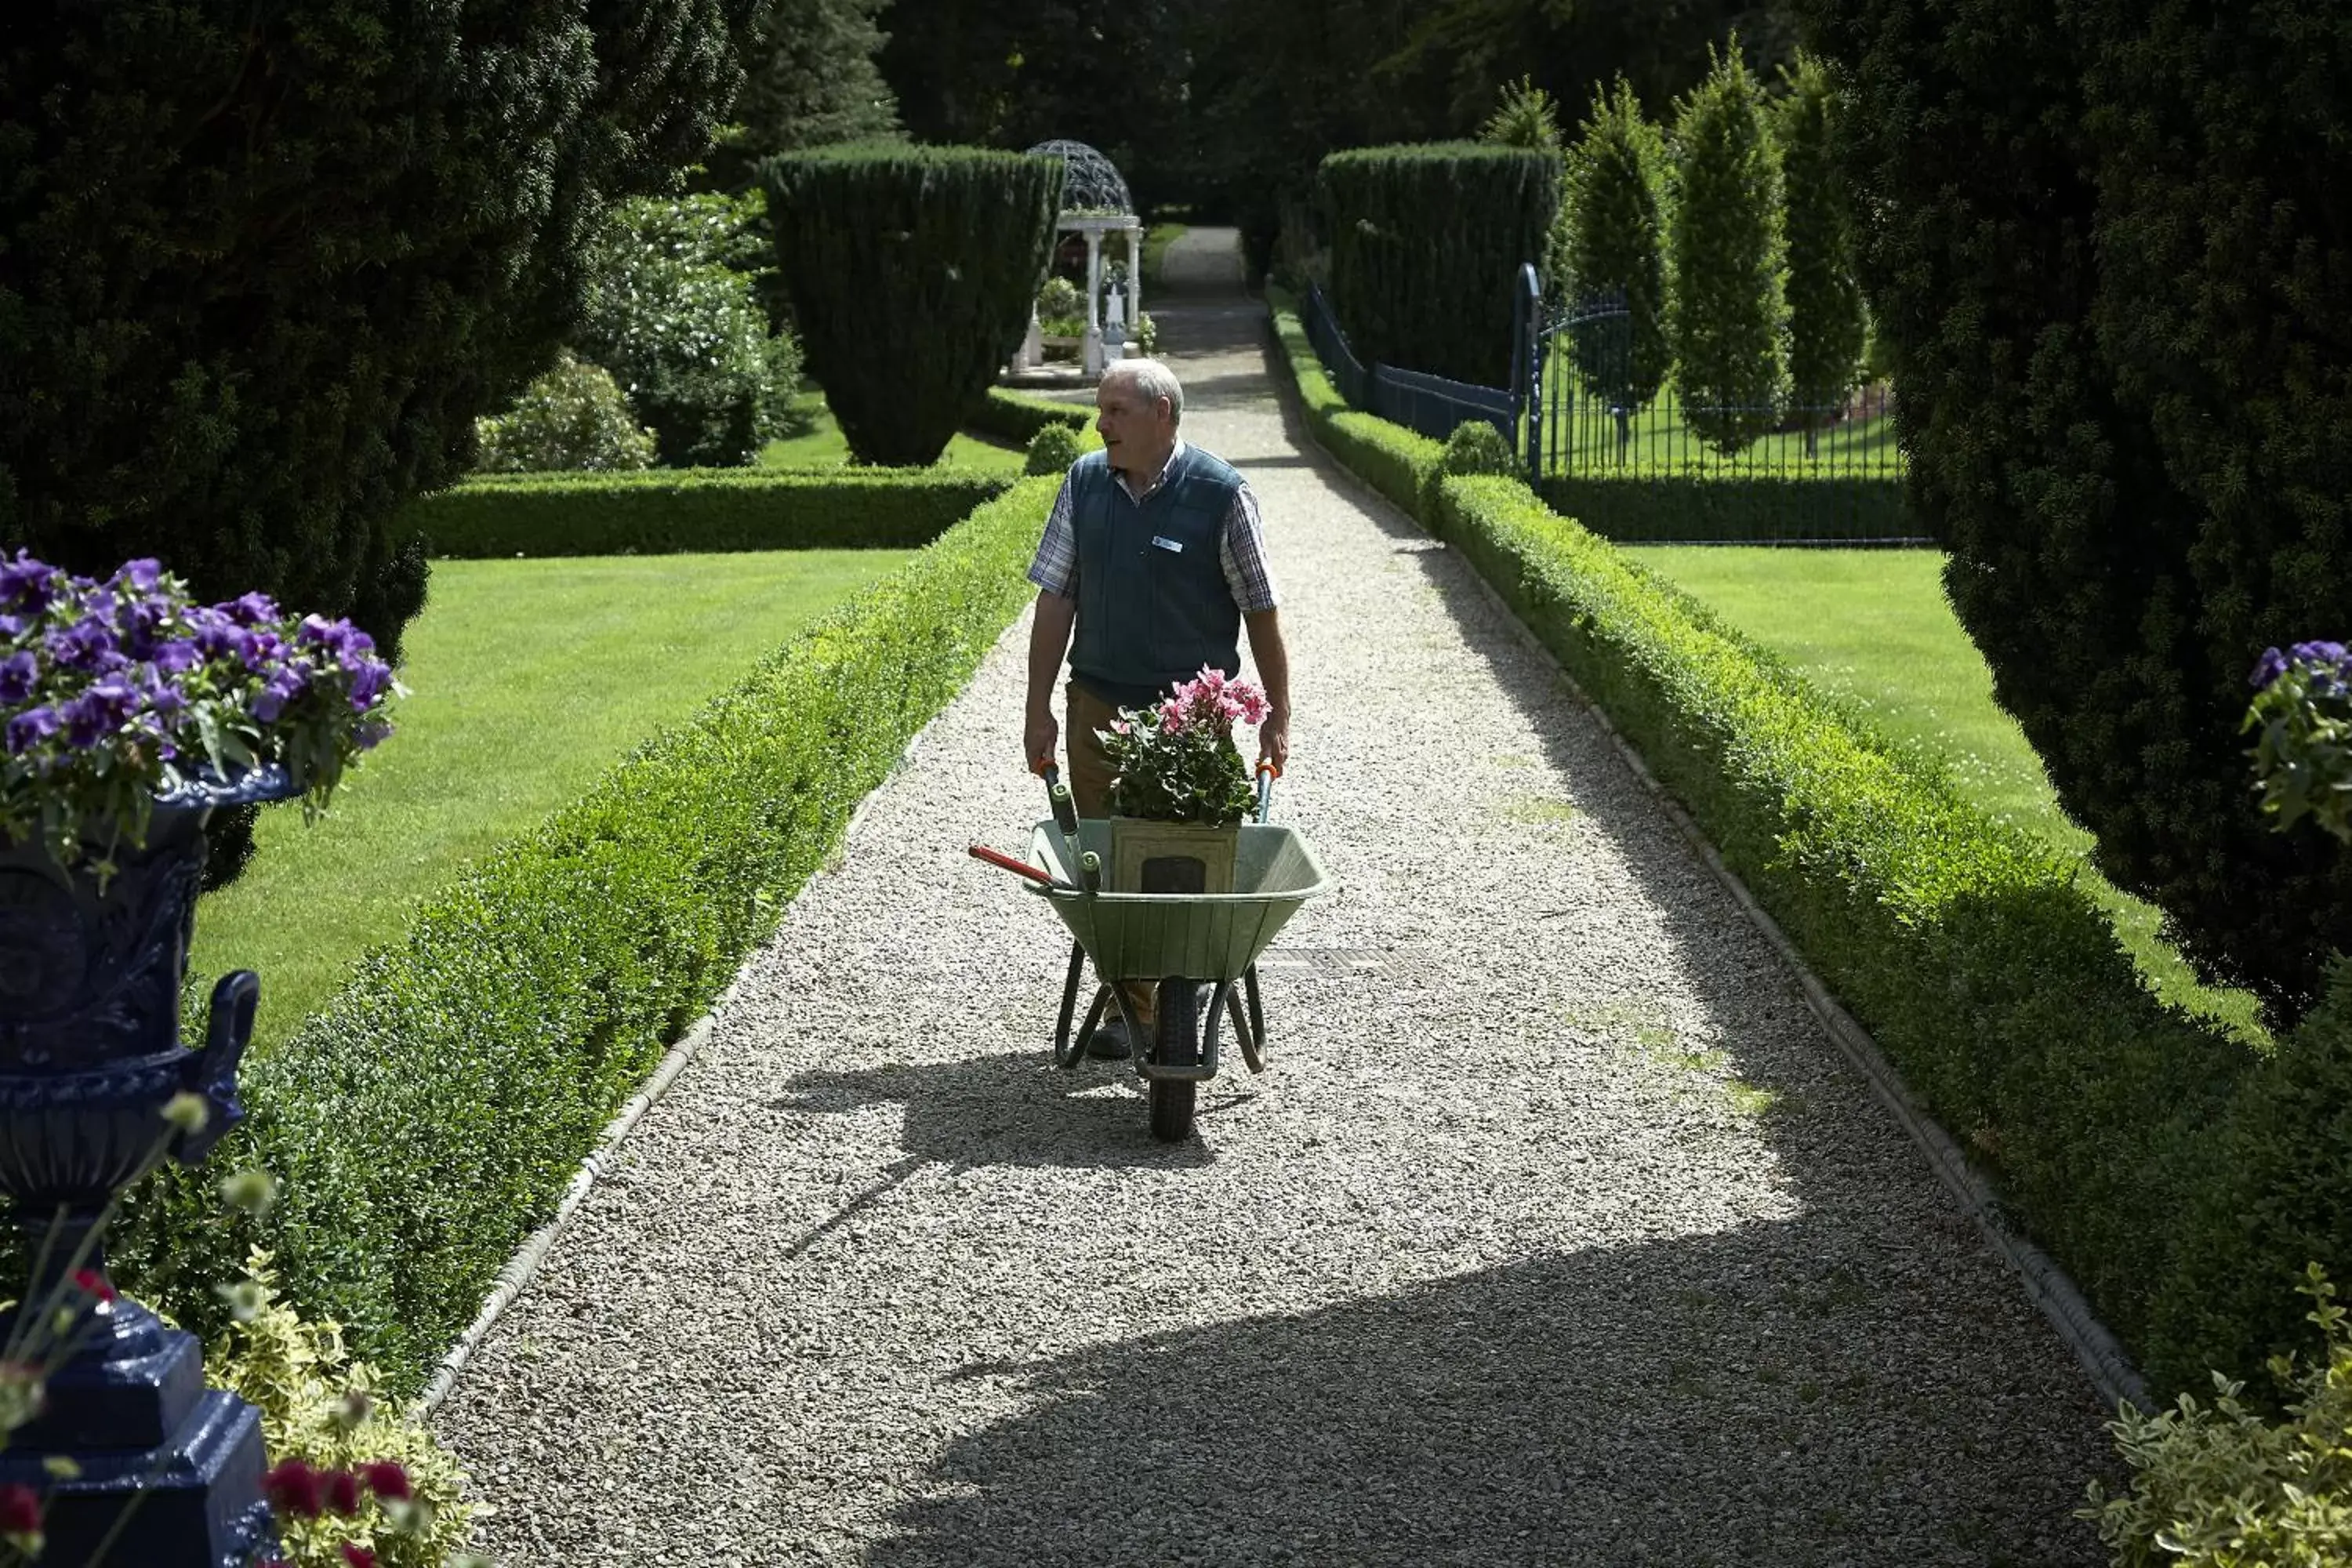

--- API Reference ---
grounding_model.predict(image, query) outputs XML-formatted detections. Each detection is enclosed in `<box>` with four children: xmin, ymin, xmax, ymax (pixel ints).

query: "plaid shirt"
<box><xmin>1025</xmin><ymin>440</ymin><xmax>1279</xmax><ymax>612</ymax></box>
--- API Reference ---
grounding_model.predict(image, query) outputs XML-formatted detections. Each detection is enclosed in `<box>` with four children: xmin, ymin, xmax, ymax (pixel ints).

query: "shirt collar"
<box><xmin>1115</xmin><ymin>437</ymin><xmax>1187</xmax><ymax>502</ymax></box>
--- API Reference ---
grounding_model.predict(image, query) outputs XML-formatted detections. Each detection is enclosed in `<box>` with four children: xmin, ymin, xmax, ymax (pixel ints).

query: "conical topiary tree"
<box><xmin>762</xmin><ymin>146</ymin><xmax>1062</xmax><ymax>466</ymax></box>
<box><xmin>1773</xmin><ymin>51</ymin><xmax>1866</xmax><ymax>456</ymax></box>
<box><xmin>1564</xmin><ymin>78</ymin><xmax>1672</xmax><ymax>455</ymax></box>
<box><xmin>1668</xmin><ymin>42</ymin><xmax>1787</xmax><ymax>456</ymax></box>
<box><xmin>1479</xmin><ymin>77</ymin><xmax>1574</xmax><ymax>302</ymax></box>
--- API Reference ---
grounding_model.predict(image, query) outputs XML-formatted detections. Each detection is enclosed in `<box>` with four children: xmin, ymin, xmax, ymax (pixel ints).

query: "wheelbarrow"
<box><xmin>983</xmin><ymin>767</ymin><xmax>1331</xmax><ymax>1142</ymax></box>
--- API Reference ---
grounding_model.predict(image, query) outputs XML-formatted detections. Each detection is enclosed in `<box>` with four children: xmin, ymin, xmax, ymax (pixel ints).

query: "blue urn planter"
<box><xmin>0</xmin><ymin>769</ymin><xmax>296</xmax><ymax>1566</ymax></box>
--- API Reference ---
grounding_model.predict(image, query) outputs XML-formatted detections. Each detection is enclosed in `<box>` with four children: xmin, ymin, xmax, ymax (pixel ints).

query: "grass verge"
<box><xmin>191</xmin><ymin>550</ymin><xmax>913</xmax><ymax>1049</ymax></box>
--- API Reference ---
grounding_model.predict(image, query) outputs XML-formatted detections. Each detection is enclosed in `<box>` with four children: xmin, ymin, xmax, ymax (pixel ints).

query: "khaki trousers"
<box><xmin>1062</xmin><ymin>680</ymin><xmax>1156</xmax><ymax>1028</ymax></box>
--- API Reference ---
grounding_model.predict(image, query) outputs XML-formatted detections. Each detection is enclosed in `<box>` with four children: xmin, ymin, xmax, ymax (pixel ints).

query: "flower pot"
<box><xmin>0</xmin><ymin>765</ymin><xmax>298</xmax><ymax>1568</ymax></box>
<box><xmin>1109</xmin><ymin>818</ymin><xmax>1240</xmax><ymax>895</ymax></box>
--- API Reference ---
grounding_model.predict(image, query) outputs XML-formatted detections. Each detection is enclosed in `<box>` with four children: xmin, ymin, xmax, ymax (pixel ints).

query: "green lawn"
<box><xmin>760</xmin><ymin>390</ymin><xmax>1027</xmax><ymax>474</ymax></box>
<box><xmin>1628</xmin><ymin>546</ymin><xmax>2264</xmax><ymax>1042</ymax></box>
<box><xmin>191</xmin><ymin>548</ymin><xmax>914</xmax><ymax>1048</ymax></box>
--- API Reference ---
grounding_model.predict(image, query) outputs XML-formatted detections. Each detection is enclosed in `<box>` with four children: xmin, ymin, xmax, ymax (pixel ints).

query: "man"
<box><xmin>1022</xmin><ymin>357</ymin><xmax>1291</xmax><ymax>1058</ymax></box>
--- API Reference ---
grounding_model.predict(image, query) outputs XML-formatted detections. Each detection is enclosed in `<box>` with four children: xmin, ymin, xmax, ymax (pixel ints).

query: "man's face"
<box><xmin>1094</xmin><ymin>379</ymin><xmax>1171</xmax><ymax>470</ymax></box>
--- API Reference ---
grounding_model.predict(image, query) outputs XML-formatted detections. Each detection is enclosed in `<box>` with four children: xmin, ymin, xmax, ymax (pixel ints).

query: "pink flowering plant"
<box><xmin>1102</xmin><ymin>667</ymin><xmax>1270</xmax><ymax>826</ymax></box>
<box><xmin>0</xmin><ymin>553</ymin><xmax>397</xmax><ymax>871</ymax></box>
<box><xmin>2247</xmin><ymin>640</ymin><xmax>2352</xmax><ymax>844</ymax></box>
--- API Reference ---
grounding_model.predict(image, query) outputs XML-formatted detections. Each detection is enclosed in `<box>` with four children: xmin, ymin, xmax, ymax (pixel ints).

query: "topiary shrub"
<box><xmin>764</xmin><ymin>145</ymin><xmax>1063</xmax><ymax>466</ymax></box>
<box><xmin>1563</xmin><ymin>78</ymin><xmax>1672</xmax><ymax>446</ymax></box>
<box><xmin>1025</xmin><ymin>423</ymin><xmax>1084</xmax><ymax>476</ymax></box>
<box><xmin>1440</xmin><ymin>419</ymin><xmax>1519</xmax><ymax>477</ymax></box>
<box><xmin>1772</xmin><ymin>51</ymin><xmax>1867</xmax><ymax>452</ymax></box>
<box><xmin>577</xmin><ymin>194</ymin><xmax>802</xmax><ymax>468</ymax></box>
<box><xmin>474</xmin><ymin>352</ymin><xmax>659</xmax><ymax>474</ymax></box>
<box><xmin>1668</xmin><ymin>42</ymin><xmax>1787</xmax><ymax>456</ymax></box>
<box><xmin>1795</xmin><ymin>0</ymin><xmax>2352</xmax><ymax>1022</ymax></box>
<box><xmin>1316</xmin><ymin>143</ymin><xmax>1562</xmax><ymax>387</ymax></box>
<box><xmin>1037</xmin><ymin>275</ymin><xmax>1083</xmax><ymax>320</ymax></box>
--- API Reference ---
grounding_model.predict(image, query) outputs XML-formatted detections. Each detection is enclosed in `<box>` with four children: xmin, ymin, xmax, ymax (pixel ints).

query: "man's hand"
<box><xmin>1258</xmin><ymin>708</ymin><xmax>1290</xmax><ymax>776</ymax></box>
<box><xmin>1024</xmin><ymin>707</ymin><xmax>1059</xmax><ymax>775</ymax></box>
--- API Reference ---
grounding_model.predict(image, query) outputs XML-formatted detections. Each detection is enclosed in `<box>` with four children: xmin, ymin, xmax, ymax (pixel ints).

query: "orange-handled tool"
<box><xmin>968</xmin><ymin>842</ymin><xmax>1073</xmax><ymax>891</ymax></box>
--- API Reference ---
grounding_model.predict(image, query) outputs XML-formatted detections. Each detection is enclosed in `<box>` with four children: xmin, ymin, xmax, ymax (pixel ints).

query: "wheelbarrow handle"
<box><xmin>968</xmin><ymin>842</ymin><xmax>1073</xmax><ymax>891</ymax></box>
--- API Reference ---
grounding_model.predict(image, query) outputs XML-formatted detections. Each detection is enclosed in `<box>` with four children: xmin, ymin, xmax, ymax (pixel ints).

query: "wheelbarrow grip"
<box><xmin>1254</xmin><ymin>760</ymin><xmax>1278</xmax><ymax>825</ymax></box>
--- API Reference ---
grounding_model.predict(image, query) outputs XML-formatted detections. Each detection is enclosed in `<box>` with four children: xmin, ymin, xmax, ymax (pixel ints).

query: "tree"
<box><xmin>1771</xmin><ymin>50</ymin><xmax>1865</xmax><ymax>456</ymax></box>
<box><xmin>1</xmin><ymin>0</ymin><xmax>759</xmax><ymax>884</ymax></box>
<box><xmin>764</xmin><ymin>146</ymin><xmax>1062</xmax><ymax>466</ymax></box>
<box><xmin>1667</xmin><ymin>42</ymin><xmax>1786</xmax><ymax>455</ymax></box>
<box><xmin>0</xmin><ymin>1</ymin><xmax>760</xmax><ymax>657</ymax></box>
<box><xmin>1795</xmin><ymin>0</ymin><xmax>2352</xmax><ymax>1020</ymax></box>
<box><xmin>1563</xmin><ymin>78</ymin><xmax>1672</xmax><ymax>450</ymax></box>
<box><xmin>711</xmin><ymin>0</ymin><xmax>901</xmax><ymax>185</ymax></box>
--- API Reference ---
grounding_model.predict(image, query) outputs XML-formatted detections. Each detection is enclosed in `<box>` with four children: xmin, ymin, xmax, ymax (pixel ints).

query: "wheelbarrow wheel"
<box><xmin>1149</xmin><ymin>976</ymin><xmax>1199</xmax><ymax>1142</ymax></box>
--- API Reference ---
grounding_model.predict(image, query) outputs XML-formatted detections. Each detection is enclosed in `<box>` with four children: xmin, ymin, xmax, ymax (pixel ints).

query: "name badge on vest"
<box><xmin>1150</xmin><ymin>535</ymin><xmax>1184</xmax><ymax>554</ymax></box>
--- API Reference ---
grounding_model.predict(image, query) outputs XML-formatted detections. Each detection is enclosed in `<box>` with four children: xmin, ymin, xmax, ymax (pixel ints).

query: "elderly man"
<box><xmin>1022</xmin><ymin>357</ymin><xmax>1291</xmax><ymax>1058</ymax></box>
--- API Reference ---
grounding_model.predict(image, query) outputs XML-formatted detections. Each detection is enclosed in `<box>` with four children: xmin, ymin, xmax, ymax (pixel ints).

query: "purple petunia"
<box><xmin>223</xmin><ymin>591</ymin><xmax>281</xmax><ymax>628</ymax></box>
<box><xmin>5</xmin><ymin>706</ymin><xmax>60</xmax><ymax>754</ymax></box>
<box><xmin>0</xmin><ymin>652</ymin><xmax>36</xmax><ymax>706</ymax></box>
<box><xmin>0</xmin><ymin>554</ymin><xmax>57</xmax><ymax>612</ymax></box>
<box><xmin>44</xmin><ymin>617</ymin><xmax>117</xmax><ymax>673</ymax></box>
<box><xmin>249</xmin><ymin>665</ymin><xmax>310</xmax><ymax>724</ymax></box>
<box><xmin>151</xmin><ymin>640</ymin><xmax>201</xmax><ymax>674</ymax></box>
<box><xmin>2252</xmin><ymin>647</ymin><xmax>2291</xmax><ymax>690</ymax></box>
<box><xmin>110</xmin><ymin>560</ymin><xmax>163</xmax><ymax>593</ymax></box>
<box><xmin>60</xmin><ymin>679</ymin><xmax>138</xmax><ymax>749</ymax></box>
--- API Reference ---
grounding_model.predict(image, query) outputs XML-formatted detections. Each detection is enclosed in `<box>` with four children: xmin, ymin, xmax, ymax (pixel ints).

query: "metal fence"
<box><xmin>1300</xmin><ymin>283</ymin><xmax>1524</xmax><ymax>451</ymax></box>
<box><xmin>1534</xmin><ymin>293</ymin><xmax>1923</xmax><ymax>545</ymax></box>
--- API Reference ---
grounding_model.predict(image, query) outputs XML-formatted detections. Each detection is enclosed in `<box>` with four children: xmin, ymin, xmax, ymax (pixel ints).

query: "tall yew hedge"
<box><xmin>0</xmin><ymin>0</ymin><xmax>760</xmax><ymax>659</ymax></box>
<box><xmin>1797</xmin><ymin>0</ymin><xmax>2352</xmax><ymax>1022</ymax></box>
<box><xmin>762</xmin><ymin>146</ymin><xmax>1062</xmax><ymax>466</ymax></box>
<box><xmin>1318</xmin><ymin>144</ymin><xmax>1561</xmax><ymax>388</ymax></box>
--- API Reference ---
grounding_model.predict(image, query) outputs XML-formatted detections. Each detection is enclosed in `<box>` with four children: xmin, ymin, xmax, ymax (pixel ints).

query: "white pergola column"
<box><xmin>1126</xmin><ymin>223</ymin><xmax>1143</xmax><ymax>350</ymax></box>
<box><xmin>1082</xmin><ymin>229</ymin><xmax>1105</xmax><ymax>377</ymax></box>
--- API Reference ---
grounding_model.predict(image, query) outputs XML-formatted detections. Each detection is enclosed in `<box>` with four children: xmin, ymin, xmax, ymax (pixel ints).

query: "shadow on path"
<box><xmin>873</xmin><ymin>1221</ymin><xmax>2100</xmax><ymax>1568</ymax></box>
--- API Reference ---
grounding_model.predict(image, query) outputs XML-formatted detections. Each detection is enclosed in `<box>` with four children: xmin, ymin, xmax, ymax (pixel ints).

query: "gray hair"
<box><xmin>1101</xmin><ymin>358</ymin><xmax>1183</xmax><ymax>427</ymax></box>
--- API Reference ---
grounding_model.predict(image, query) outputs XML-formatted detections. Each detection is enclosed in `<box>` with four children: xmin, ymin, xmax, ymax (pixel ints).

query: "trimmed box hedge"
<box><xmin>401</xmin><ymin>468</ymin><xmax>1011</xmax><ymax>557</ymax></box>
<box><xmin>109</xmin><ymin>477</ymin><xmax>1061</xmax><ymax>1390</ymax></box>
<box><xmin>967</xmin><ymin>387</ymin><xmax>1093</xmax><ymax>447</ymax></box>
<box><xmin>1268</xmin><ymin>285</ymin><xmax>2352</xmax><ymax>1398</ymax></box>
<box><xmin>1537</xmin><ymin>473</ymin><xmax>1916</xmax><ymax>544</ymax></box>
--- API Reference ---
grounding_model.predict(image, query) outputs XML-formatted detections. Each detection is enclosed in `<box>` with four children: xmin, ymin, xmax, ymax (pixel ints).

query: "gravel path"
<box><xmin>434</xmin><ymin>231</ymin><xmax>2115</xmax><ymax>1566</ymax></box>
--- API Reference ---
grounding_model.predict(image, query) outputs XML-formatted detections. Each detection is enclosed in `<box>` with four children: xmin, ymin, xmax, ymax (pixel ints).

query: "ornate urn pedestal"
<box><xmin>0</xmin><ymin>773</ymin><xmax>291</xmax><ymax>1566</ymax></box>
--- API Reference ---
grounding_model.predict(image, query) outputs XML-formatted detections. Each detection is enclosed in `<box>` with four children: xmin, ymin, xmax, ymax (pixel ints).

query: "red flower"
<box><xmin>357</xmin><ymin>1460</ymin><xmax>412</xmax><ymax>1501</ymax></box>
<box><xmin>69</xmin><ymin>1267</ymin><xmax>115</xmax><ymax>1303</ymax></box>
<box><xmin>339</xmin><ymin>1546</ymin><xmax>376</xmax><ymax>1568</ymax></box>
<box><xmin>321</xmin><ymin>1468</ymin><xmax>361</xmax><ymax>1517</ymax></box>
<box><xmin>0</xmin><ymin>1483</ymin><xmax>40</xmax><ymax>1534</ymax></box>
<box><xmin>262</xmin><ymin>1457</ymin><xmax>323</xmax><ymax>1519</ymax></box>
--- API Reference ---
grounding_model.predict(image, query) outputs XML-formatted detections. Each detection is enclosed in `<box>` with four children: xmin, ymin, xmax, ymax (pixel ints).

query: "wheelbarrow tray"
<box><xmin>1025</xmin><ymin>818</ymin><xmax>1330</xmax><ymax>982</ymax></box>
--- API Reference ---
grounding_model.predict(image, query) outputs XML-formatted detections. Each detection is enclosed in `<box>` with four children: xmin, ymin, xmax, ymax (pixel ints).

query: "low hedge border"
<box><xmin>967</xmin><ymin>387</ymin><xmax>1092</xmax><ymax>447</ymax></box>
<box><xmin>401</xmin><ymin>468</ymin><xmax>1011</xmax><ymax>557</ymax></box>
<box><xmin>111</xmin><ymin>477</ymin><xmax>1061</xmax><ymax>1392</ymax></box>
<box><xmin>1537</xmin><ymin>473</ymin><xmax>1919</xmax><ymax>544</ymax></box>
<box><xmin>1267</xmin><ymin>288</ymin><xmax>2351</xmax><ymax>1398</ymax></box>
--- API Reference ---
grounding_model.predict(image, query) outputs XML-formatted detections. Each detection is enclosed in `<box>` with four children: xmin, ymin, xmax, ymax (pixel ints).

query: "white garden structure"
<box><xmin>1013</xmin><ymin>140</ymin><xmax>1143</xmax><ymax>379</ymax></box>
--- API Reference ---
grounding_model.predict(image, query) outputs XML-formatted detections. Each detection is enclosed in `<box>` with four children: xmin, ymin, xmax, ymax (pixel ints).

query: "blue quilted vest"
<box><xmin>1068</xmin><ymin>444</ymin><xmax>1247</xmax><ymax>707</ymax></box>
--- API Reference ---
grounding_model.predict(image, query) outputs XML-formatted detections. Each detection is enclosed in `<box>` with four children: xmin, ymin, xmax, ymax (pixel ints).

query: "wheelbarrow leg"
<box><xmin>1056</xmin><ymin>943</ymin><xmax>1119</xmax><ymax>1070</ymax></box>
<box><xmin>1236</xmin><ymin>964</ymin><xmax>1270</xmax><ymax>1073</ymax></box>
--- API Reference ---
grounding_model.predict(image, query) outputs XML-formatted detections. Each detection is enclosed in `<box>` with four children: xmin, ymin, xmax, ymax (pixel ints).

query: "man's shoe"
<box><xmin>1086</xmin><ymin>1018</ymin><xmax>1134</xmax><ymax>1060</ymax></box>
